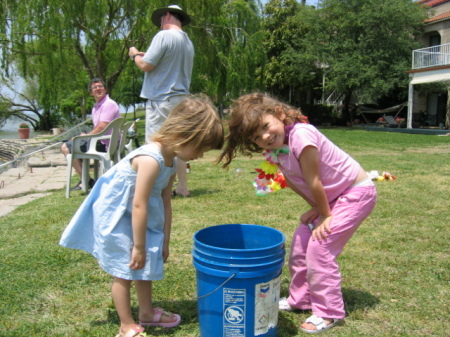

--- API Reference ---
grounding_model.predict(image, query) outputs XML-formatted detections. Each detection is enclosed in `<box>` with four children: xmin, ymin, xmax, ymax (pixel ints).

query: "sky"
<box><xmin>304</xmin><ymin>0</ymin><xmax>319</xmax><ymax>6</ymax></box>
<box><xmin>262</xmin><ymin>0</ymin><xmax>319</xmax><ymax>6</ymax></box>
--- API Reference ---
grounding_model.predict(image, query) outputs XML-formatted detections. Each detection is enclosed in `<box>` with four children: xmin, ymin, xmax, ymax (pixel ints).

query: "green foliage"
<box><xmin>263</xmin><ymin>0</ymin><xmax>318</xmax><ymax>100</ymax></box>
<box><xmin>415</xmin><ymin>82</ymin><xmax>448</xmax><ymax>96</ymax></box>
<box><xmin>309</xmin><ymin>0</ymin><xmax>427</xmax><ymax>104</ymax></box>
<box><xmin>301</xmin><ymin>104</ymin><xmax>334</xmax><ymax>125</ymax></box>
<box><xmin>1</xmin><ymin>0</ymin><xmax>161</xmax><ymax>128</ymax></box>
<box><xmin>1</xmin><ymin>0</ymin><xmax>266</xmax><ymax>128</ymax></box>
<box><xmin>0</xmin><ymin>100</ymin><xmax>13</xmax><ymax>129</ymax></box>
<box><xmin>188</xmin><ymin>0</ymin><xmax>265</xmax><ymax>104</ymax></box>
<box><xmin>0</xmin><ymin>75</ymin><xmax>42</xmax><ymax>129</ymax></box>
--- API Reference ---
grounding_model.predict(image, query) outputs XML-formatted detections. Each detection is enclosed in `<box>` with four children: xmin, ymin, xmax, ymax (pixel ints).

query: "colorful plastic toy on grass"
<box><xmin>367</xmin><ymin>170</ymin><xmax>397</xmax><ymax>181</ymax></box>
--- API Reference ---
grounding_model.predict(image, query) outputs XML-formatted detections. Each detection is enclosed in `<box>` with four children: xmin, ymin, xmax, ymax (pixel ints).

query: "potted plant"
<box><xmin>18</xmin><ymin>123</ymin><xmax>30</xmax><ymax>139</ymax></box>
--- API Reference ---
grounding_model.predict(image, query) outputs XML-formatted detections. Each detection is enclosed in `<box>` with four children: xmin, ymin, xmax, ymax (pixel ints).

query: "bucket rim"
<box><xmin>193</xmin><ymin>223</ymin><xmax>286</xmax><ymax>252</ymax></box>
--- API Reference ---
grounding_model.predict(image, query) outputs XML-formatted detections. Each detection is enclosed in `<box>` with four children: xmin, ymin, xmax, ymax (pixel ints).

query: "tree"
<box><xmin>1</xmin><ymin>0</ymin><xmax>161</xmax><ymax>129</ymax></box>
<box><xmin>0</xmin><ymin>74</ymin><xmax>42</xmax><ymax>130</ymax></box>
<box><xmin>1</xmin><ymin>0</ymin><xmax>267</xmax><ymax>130</ymax></box>
<box><xmin>187</xmin><ymin>0</ymin><xmax>265</xmax><ymax>108</ymax></box>
<box><xmin>308</xmin><ymin>0</ymin><xmax>427</xmax><ymax>121</ymax></box>
<box><xmin>263</xmin><ymin>0</ymin><xmax>318</xmax><ymax>104</ymax></box>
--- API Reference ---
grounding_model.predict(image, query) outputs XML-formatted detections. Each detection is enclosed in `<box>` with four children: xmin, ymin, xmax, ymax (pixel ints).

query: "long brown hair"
<box><xmin>217</xmin><ymin>92</ymin><xmax>307</xmax><ymax>168</ymax></box>
<box><xmin>152</xmin><ymin>95</ymin><xmax>224</xmax><ymax>152</ymax></box>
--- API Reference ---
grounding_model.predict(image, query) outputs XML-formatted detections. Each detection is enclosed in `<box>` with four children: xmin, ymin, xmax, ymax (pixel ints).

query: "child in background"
<box><xmin>60</xmin><ymin>96</ymin><xmax>224</xmax><ymax>337</ymax></box>
<box><xmin>218</xmin><ymin>92</ymin><xmax>376</xmax><ymax>334</ymax></box>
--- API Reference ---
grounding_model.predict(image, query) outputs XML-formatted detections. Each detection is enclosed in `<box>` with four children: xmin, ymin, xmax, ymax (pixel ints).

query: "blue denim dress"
<box><xmin>60</xmin><ymin>143</ymin><xmax>177</xmax><ymax>280</ymax></box>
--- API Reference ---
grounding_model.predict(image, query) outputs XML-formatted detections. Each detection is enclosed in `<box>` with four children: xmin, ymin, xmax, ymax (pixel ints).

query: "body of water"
<box><xmin>0</xmin><ymin>115</ymin><xmax>40</xmax><ymax>164</ymax></box>
<box><xmin>0</xmin><ymin>114</ymin><xmax>37</xmax><ymax>138</ymax></box>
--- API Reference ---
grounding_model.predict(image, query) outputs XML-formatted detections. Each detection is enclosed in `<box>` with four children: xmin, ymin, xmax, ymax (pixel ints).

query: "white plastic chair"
<box><xmin>124</xmin><ymin>118</ymin><xmax>140</xmax><ymax>156</ymax></box>
<box><xmin>65</xmin><ymin>118</ymin><xmax>125</xmax><ymax>198</ymax></box>
<box><xmin>116</xmin><ymin>120</ymin><xmax>134</xmax><ymax>162</ymax></box>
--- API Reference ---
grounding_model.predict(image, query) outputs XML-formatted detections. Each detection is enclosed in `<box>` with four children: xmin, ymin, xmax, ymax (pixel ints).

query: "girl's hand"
<box><xmin>129</xmin><ymin>246</ymin><xmax>146</xmax><ymax>270</ymax></box>
<box><xmin>300</xmin><ymin>207</ymin><xmax>319</xmax><ymax>225</ymax></box>
<box><xmin>162</xmin><ymin>242</ymin><xmax>170</xmax><ymax>262</ymax></box>
<box><xmin>312</xmin><ymin>216</ymin><xmax>332</xmax><ymax>241</ymax></box>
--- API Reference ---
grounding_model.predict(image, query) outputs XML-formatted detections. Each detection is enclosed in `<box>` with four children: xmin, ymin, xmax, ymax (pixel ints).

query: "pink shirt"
<box><xmin>277</xmin><ymin>123</ymin><xmax>361</xmax><ymax>203</ymax></box>
<box><xmin>91</xmin><ymin>94</ymin><xmax>121</xmax><ymax>148</ymax></box>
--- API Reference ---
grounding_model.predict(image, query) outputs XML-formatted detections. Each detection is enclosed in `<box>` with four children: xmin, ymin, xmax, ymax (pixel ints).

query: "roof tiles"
<box><xmin>425</xmin><ymin>10</ymin><xmax>450</xmax><ymax>22</ymax></box>
<box><xmin>418</xmin><ymin>0</ymin><xmax>450</xmax><ymax>6</ymax></box>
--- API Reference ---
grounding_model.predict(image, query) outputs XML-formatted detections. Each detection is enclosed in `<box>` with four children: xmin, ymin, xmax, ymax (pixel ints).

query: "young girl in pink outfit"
<box><xmin>218</xmin><ymin>93</ymin><xmax>377</xmax><ymax>334</ymax></box>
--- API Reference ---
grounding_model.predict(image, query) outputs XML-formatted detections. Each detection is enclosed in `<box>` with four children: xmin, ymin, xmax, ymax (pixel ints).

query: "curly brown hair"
<box><xmin>217</xmin><ymin>92</ymin><xmax>307</xmax><ymax>168</ymax></box>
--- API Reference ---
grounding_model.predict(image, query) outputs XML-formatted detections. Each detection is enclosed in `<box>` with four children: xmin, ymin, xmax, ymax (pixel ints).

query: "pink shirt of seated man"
<box><xmin>91</xmin><ymin>93</ymin><xmax>121</xmax><ymax>149</ymax></box>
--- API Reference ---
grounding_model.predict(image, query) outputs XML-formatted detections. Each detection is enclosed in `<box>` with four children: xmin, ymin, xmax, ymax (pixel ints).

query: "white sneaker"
<box><xmin>279</xmin><ymin>297</ymin><xmax>294</xmax><ymax>311</ymax></box>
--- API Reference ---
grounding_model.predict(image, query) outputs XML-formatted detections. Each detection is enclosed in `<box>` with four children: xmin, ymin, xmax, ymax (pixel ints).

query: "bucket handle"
<box><xmin>196</xmin><ymin>273</ymin><xmax>236</xmax><ymax>299</ymax></box>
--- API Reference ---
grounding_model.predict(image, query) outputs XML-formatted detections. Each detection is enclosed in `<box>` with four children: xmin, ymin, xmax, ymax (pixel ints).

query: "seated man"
<box><xmin>61</xmin><ymin>78</ymin><xmax>121</xmax><ymax>191</ymax></box>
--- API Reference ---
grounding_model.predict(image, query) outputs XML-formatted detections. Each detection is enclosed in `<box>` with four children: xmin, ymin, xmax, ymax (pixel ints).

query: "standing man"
<box><xmin>129</xmin><ymin>4</ymin><xmax>194</xmax><ymax>197</ymax></box>
<box><xmin>62</xmin><ymin>78</ymin><xmax>121</xmax><ymax>191</ymax></box>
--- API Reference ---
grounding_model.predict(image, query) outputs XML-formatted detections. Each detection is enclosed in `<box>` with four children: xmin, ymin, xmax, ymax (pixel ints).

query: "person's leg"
<box><xmin>72</xmin><ymin>159</ymin><xmax>83</xmax><ymax>178</ymax></box>
<box><xmin>286</xmin><ymin>223</ymin><xmax>313</xmax><ymax>310</ymax></box>
<box><xmin>61</xmin><ymin>142</ymin><xmax>70</xmax><ymax>157</ymax></box>
<box><xmin>165</xmin><ymin>96</ymin><xmax>190</xmax><ymax>196</ymax></box>
<box><xmin>145</xmin><ymin>100</ymin><xmax>170</xmax><ymax>144</ymax></box>
<box><xmin>112</xmin><ymin>277</ymin><xmax>140</xmax><ymax>335</ymax></box>
<box><xmin>175</xmin><ymin>158</ymin><xmax>189</xmax><ymax>196</ymax></box>
<box><xmin>135</xmin><ymin>280</ymin><xmax>153</xmax><ymax>322</ymax></box>
<box><xmin>62</xmin><ymin>141</ymin><xmax>83</xmax><ymax>186</ymax></box>
<box><xmin>135</xmin><ymin>280</ymin><xmax>179</xmax><ymax>325</ymax></box>
<box><xmin>302</xmin><ymin>185</ymin><xmax>377</xmax><ymax>330</ymax></box>
<box><xmin>146</xmin><ymin>96</ymin><xmax>190</xmax><ymax>196</ymax></box>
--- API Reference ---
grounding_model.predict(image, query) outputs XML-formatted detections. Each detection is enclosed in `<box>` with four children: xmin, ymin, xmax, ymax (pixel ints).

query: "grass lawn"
<box><xmin>0</xmin><ymin>127</ymin><xmax>449</xmax><ymax>336</ymax></box>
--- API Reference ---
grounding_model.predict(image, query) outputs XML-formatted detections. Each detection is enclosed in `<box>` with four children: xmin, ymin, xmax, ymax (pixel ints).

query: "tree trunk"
<box><xmin>38</xmin><ymin>110</ymin><xmax>53</xmax><ymax>130</ymax></box>
<box><xmin>341</xmin><ymin>91</ymin><xmax>353</xmax><ymax>123</ymax></box>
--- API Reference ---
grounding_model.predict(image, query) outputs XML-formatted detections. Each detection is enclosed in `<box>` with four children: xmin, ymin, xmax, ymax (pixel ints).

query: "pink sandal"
<box><xmin>139</xmin><ymin>307</ymin><xmax>181</xmax><ymax>328</ymax></box>
<box><xmin>114</xmin><ymin>324</ymin><xmax>147</xmax><ymax>337</ymax></box>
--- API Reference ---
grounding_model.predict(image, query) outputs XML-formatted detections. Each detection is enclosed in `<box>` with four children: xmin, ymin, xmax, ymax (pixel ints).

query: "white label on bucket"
<box><xmin>223</xmin><ymin>288</ymin><xmax>245</xmax><ymax>337</ymax></box>
<box><xmin>254</xmin><ymin>276</ymin><xmax>281</xmax><ymax>336</ymax></box>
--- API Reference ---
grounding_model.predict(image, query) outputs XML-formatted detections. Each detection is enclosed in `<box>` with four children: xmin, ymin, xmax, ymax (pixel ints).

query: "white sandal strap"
<box><xmin>305</xmin><ymin>315</ymin><xmax>327</xmax><ymax>330</ymax></box>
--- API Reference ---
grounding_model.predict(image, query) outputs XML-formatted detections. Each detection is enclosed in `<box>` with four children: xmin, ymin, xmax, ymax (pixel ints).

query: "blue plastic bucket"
<box><xmin>193</xmin><ymin>224</ymin><xmax>285</xmax><ymax>337</ymax></box>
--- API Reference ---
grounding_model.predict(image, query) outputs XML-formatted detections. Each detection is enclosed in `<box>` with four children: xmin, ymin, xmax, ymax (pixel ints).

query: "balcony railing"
<box><xmin>315</xmin><ymin>91</ymin><xmax>344</xmax><ymax>107</ymax></box>
<box><xmin>412</xmin><ymin>43</ymin><xmax>450</xmax><ymax>69</ymax></box>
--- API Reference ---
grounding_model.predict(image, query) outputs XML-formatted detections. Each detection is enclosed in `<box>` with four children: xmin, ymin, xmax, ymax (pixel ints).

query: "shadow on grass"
<box><xmin>343</xmin><ymin>287</ymin><xmax>380</xmax><ymax>314</ymax></box>
<box><xmin>276</xmin><ymin>288</ymin><xmax>380</xmax><ymax>336</ymax></box>
<box><xmin>278</xmin><ymin>312</ymin><xmax>303</xmax><ymax>337</ymax></box>
<box><xmin>280</xmin><ymin>286</ymin><xmax>380</xmax><ymax>314</ymax></box>
<box><xmin>171</xmin><ymin>188</ymin><xmax>224</xmax><ymax>199</ymax></box>
<box><xmin>89</xmin><ymin>289</ymin><xmax>379</xmax><ymax>337</ymax></box>
<box><xmin>91</xmin><ymin>299</ymin><xmax>199</xmax><ymax>335</ymax></box>
<box><xmin>185</xmin><ymin>188</ymin><xmax>223</xmax><ymax>198</ymax></box>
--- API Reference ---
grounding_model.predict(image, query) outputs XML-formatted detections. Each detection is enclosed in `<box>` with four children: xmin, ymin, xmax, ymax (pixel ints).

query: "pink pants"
<box><xmin>286</xmin><ymin>185</ymin><xmax>377</xmax><ymax>319</ymax></box>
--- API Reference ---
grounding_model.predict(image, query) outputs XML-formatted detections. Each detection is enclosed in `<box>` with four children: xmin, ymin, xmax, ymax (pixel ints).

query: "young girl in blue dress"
<box><xmin>60</xmin><ymin>96</ymin><xmax>224</xmax><ymax>337</ymax></box>
<box><xmin>218</xmin><ymin>93</ymin><xmax>376</xmax><ymax>334</ymax></box>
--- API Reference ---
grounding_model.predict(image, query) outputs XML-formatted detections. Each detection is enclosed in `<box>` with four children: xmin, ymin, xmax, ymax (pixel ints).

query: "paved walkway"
<box><xmin>0</xmin><ymin>140</ymin><xmax>68</xmax><ymax>218</ymax></box>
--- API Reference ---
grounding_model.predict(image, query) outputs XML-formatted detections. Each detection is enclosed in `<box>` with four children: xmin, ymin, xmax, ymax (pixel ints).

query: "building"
<box><xmin>407</xmin><ymin>0</ymin><xmax>450</xmax><ymax>128</ymax></box>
